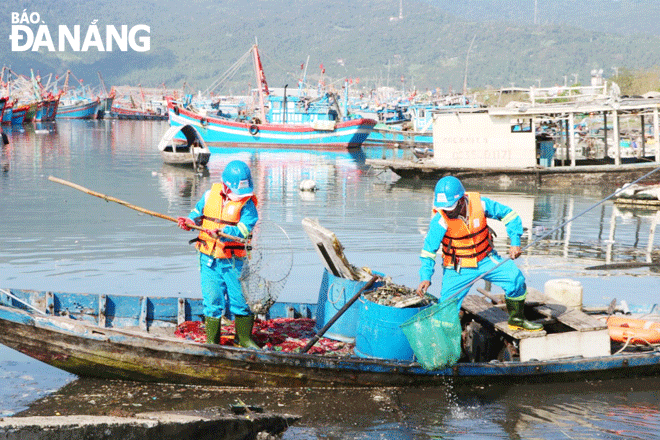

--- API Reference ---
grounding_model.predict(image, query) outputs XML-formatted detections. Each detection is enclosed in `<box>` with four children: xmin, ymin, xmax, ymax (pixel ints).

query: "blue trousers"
<box><xmin>439</xmin><ymin>252</ymin><xmax>526</xmax><ymax>309</ymax></box>
<box><xmin>199</xmin><ymin>254</ymin><xmax>251</xmax><ymax>318</ymax></box>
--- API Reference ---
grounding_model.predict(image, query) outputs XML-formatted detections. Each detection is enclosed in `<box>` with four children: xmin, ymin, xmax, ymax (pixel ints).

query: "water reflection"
<box><xmin>10</xmin><ymin>376</ymin><xmax>660</xmax><ymax>439</ymax></box>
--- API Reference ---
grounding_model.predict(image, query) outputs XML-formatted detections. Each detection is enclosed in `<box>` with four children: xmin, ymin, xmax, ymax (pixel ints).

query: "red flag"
<box><xmin>300</xmin><ymin>63</ymin><xmax>304</xmax><ymax>70</ymax></box>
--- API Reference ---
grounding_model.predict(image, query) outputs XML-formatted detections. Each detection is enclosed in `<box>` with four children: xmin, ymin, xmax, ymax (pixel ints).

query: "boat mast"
<box><xmin>298</xmin><ymin>55</ymin><xmax>310</xmax><ymax>97</ymax></box>
<box><xmin>251</xmin><ymin>42</ymin><xmax>269</xmax><ymax>123</ymax></box>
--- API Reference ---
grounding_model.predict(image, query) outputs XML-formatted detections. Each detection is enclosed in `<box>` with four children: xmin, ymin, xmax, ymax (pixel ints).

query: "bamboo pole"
<box><xmin>48</xmin><ymin>176</ymin><xmax>245</xmax><ymax>243</ymax></box>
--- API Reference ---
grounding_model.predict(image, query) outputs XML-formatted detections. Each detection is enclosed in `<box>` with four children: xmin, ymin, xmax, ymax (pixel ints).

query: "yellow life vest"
<box><xmin>196</xmin><ymin>183</ymin><xmax>257</xmax><ymax>259</ymax></box>
<box><xmin>439</xmin><ymin>192</ymin><xmax>493</xmax><ymax>268</ymax></box>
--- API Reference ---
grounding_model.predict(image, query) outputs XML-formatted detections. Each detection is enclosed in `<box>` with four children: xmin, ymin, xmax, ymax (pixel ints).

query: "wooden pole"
<box><xmin>48</xmin><ymin>176</ymin><xmax>245</xmax><ymax>243</ymax></box>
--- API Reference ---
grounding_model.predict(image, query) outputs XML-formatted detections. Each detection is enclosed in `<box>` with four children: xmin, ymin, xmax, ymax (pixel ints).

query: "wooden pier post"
<box><xmin>654</xmin><ymin>106</ymin><xmax>660</xmax><ymax>162</ymax></box>
<box><xmin>613</xmin><ymin>109</ymin><xmax>621</xmax><ymax>165</ymax></box>
<box><xmin>568</xmin><ymin>112</ymin><xmax>576</xmax><ymax>167</ymax></box>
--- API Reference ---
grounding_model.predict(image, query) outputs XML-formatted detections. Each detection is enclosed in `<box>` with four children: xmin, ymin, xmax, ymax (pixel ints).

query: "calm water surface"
<box><xmin>1</xmin><ymin>120</ymin><xmax>659</xmax><ymax>438</ymax></box>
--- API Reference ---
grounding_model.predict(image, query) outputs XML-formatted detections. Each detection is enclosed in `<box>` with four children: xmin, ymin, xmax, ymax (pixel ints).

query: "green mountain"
<box><xmin>2</xmin><ymin>0</ymin><xmax>659</xmax><ymax>93</ymax></box>
<box><xmin>426</xmin><ymin>0</ymin><xmax>660</xmax><ymax>37</ymax></box>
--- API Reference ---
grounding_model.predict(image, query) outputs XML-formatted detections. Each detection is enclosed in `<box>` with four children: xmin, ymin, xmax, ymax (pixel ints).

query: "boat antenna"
<box><xmin>446</xmin><ymin>165</ymin><xmax>660</xmax><ymax>302</ymax></box>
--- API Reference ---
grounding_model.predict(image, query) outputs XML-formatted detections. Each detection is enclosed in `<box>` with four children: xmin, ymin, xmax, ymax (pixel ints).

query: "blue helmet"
<box><xmin>433</xmin><ymin>176</ymin><xmax>465</xmax><ymax>210</ymax></box>
<box><xmin>222</xmin><ymin>160</ymin><xmax>253</xmax><ymax>196</ymax></box>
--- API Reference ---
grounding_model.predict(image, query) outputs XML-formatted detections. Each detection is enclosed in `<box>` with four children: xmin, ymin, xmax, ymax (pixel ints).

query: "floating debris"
<box><xmin>363</xmin><ymin>282</ymin><xmax>436</xmax><ymax>308</ymax></box>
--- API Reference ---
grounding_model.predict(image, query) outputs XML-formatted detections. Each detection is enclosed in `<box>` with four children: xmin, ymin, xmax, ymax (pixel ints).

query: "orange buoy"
<box><xmin>607</xmin><ymin>316</ymin><xmax>660</xmax><ymax>330</ymax></box>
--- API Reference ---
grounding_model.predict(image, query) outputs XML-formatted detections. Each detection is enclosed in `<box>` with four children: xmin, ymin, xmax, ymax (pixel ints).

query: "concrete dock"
<box><xmin>0</xmin><ymin>409</ymin><xmax>300</xmax><ymax>440</ymax></box>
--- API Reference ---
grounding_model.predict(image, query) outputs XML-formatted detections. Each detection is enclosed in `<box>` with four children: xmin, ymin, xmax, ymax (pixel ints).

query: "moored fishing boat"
<box><xmin>168</xmin><ymin>44</ymin><xmax>376</xmax><ymax>149</ymax></box>
<box><xmin>56</xmin><ymin>98</ymin><xmax>100</xmax><ymax>120</ymax></box>
<box><xmin>34</xmin><ymin>96</ymin><xmax>59</xmax><ymax>122</ymax></box>
<box><xmin>1</xmin><ymin>101</ymin><xmax>12</xmax><ymax>125</ymax></box>
<box><xmin>169</xmin><ymin>102</ymin><xmax>376</xmax><ymax>149</ymax></box>
<box><xmin>157</xmin><ymin>124</ymin><xmax>211</xmax><ymax>168</ymax></box>
<box><xmin>10</xmin><ymin>103</ymin><xmax>29</xmax><ymax>125</ymax></box>
<box><xmin>110</xmin><ymin>103</ymin><xmax>168</xmax><ymax>120</ymax></box>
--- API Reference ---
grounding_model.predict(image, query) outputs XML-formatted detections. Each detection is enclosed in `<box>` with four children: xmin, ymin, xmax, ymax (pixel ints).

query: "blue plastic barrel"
<box><xmin>314</xmin><ymin>269</ymin><xmax>383</xmax><ymax>343</ymax></box>
<box><xmin>354</xmin><ymin>298</ymin><xmax>432</xmax><ymax>361</ymax></box>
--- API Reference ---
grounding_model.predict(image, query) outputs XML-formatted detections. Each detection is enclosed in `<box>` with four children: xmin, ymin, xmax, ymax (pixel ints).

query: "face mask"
<box><xmin>227</xmin><ymin>191</ymin><xmax>252</xmax><ymax>201</ymax></box>
<box><xmin>444</xmin><ymin>197</ymin><xmax>465</xmax><ymax>219</ymax></box>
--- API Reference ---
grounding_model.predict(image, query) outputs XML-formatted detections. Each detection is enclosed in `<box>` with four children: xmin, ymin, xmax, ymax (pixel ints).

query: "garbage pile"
<box><xmin>363</xmin><ymin>282</ymin><xmax>436</xmax><ymax>308</ymax></box>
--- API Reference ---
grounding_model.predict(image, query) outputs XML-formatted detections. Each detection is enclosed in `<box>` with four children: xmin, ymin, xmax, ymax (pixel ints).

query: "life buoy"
<box><xmin>249</xmin><ymin>124</ymin><xmax>259</xmax><ymax>135</ymax></box>
<box><xmin>607</xmin><ymin>316</ymin><xmax>660</xmax><ymax>344</ymax></box>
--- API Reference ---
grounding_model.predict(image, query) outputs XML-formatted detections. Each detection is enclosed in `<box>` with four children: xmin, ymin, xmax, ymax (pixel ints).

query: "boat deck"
<box><xmin>461</xmin><ymin>288</ymin><xmax>610</xmax><ymax>362</ymax></box>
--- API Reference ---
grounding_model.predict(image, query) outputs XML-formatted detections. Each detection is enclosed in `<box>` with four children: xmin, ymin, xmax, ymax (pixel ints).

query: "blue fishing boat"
<box><xmin>10</xmin><ymin>103</ymin><xmax>28</xmax><ymax>125</ymax></box>
<box><xmin>168</xmin><ymin>44</ymin><xmax>376</xmax><ymax>149</ymax></box>
<box><xmin>0</xmin><ymin>97</ymin><xmax>6</xmax><ymax>121</ymax></box>
<box><xmin>1</xmin><ymin>101</ymin><xmax>12</xmax><ymax>125</ymax></box>
<box><xmin>1</xmin><ymin>277</ymin><xmax>658</xmax><ymax>387</ymax></box>
<box><xmin>34</xmin><ymin>98</ymin><xmax>58</xmax><ymax>122</ymax></box>
<box><xmin>56</xmin><ymin>98</ymin><xmax>100</xmax><ymax>119</ymax></box>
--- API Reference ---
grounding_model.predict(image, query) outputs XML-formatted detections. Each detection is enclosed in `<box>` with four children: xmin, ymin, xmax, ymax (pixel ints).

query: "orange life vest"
<box><xmin>438</xmin><ymin>192</ymin><xmax>493</xmax><ymax>268</ymax></box>
<box><xmin>196</xmin><ymin>183</ymin><xmax>257</xmax><ymax>259</ymax></box>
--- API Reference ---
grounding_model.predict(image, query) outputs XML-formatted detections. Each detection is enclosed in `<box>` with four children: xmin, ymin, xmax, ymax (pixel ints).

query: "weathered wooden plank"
<box><xmin>177</xmin><ymin>298</ymin><xmax>186</xmax><ymax>326</ymax></box>
<box><xmin>527</xmin><ymin>288</ymin><xmax>607</xmax><ymax>331</ymax></box>
<box><xmin>99</xmin><ymin>294</ymin><xmax>107</xmax><ymax>328</ymax></box>
<box><xmin>301</xmin><ymin>218</ymin><xmax>372</xmax><ymax>281</ymax></box>
<box><xmin>461</xmin><ymin>295</ymin><xmax>546</xmax><ymax>339</ymax></box>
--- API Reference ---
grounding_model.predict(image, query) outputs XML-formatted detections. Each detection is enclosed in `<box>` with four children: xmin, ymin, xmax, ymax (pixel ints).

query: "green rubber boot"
<box><xmin>205</xmin><ymin>316</ymin><xmax>221</xmax><ymax>344</ymax></box>
<box><xmin>234</xmin><ymin>315</ymin><xmax>260</xmax><ymax>349</ymax></box>
<box><xmin>506</xmin><ymin>297</ymin><xmax>543</xmax><ymax>332</ymax></box>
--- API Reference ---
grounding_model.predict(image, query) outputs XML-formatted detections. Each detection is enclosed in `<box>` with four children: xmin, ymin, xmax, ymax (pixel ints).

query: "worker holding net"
<box><xmin>178</xmin><ymin>160</ymin><xmax>261</xmax><ymax>349</ymax></box>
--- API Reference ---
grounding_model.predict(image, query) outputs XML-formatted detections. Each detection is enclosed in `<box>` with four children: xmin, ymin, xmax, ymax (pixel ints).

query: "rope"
<box><xmin>203</xmin><ymin>47</ymin><xmax>254</xmax><ymax>96</ymax></box>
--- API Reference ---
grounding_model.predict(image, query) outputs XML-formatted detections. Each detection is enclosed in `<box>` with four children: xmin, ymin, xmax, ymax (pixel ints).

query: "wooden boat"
<box><xmin>369</xmin><ymin>159</ymin><xmax>660</xmax><ymax>189</ymax></box>
<box><xmin>613</xmin><ymin>182</ymin><xmax>660</xmax><ymax>207</ymax></box>
<box><xmin>110</xmin><ymin>103</ymin><xmax>168</xmax><ymax>120</ymax></box>
<box><xmin>56</xmin><ymin>98</ymin><xmax>100</xmax><ymax>119</ymax></box>
<box><xmin>1</xmin><ymin>100</ymin><xmax>12</xmax><ymax>125</ymax></box>
<box><xmin>10</xmin><ymin>103</ymin><xmax>29</xmax><ymax>125</ymax></box>
<box><xmin>168</xmin><ymin>44</ymin><xmax>376</xmax><ymax>149</ymax></box>
<box><xmin>157</xmin><ymin>124</ymin><xmax>211</xmax><ymax>168</ymax></box>
<box><xmin>35</xmin><ymin>96</ymin><xmax>60</xmax><ymax>122</ymax></box>
<box><xmin>1</xmin><ymin>280</ymin><xmax>659</xmax><ymax>388</ymax></box>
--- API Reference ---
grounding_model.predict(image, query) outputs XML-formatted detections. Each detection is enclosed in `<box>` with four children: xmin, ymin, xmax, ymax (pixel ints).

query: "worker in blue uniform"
<box><xmin>178</xmin><ymin>160</ymin><xmax>261</xmax><ymax>348</ymax></box>
<box><xmin>416</xmin><ymin>176</ymin><xmax>542</xmax><ymax>332</ymax></box>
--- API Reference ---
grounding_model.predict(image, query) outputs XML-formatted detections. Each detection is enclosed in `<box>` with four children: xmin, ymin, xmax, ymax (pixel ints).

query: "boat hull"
<box><xmin>365</xmin><ymin>125</ymin><xmax>433</xmax><ymax>146</ymax></box>
<box><xmin>160</xmin><ymin>147</ymin><xmax>211</xmax><ymax>166</ymax></box>
<box><xmin>1</xmin><ymin>288</ymin><xmax>660</xmax><ymax>388</ymax></box>
<box><xmin>57</xmin><ymin>100</ymin><xmax>100</xmax><ymax>119</ymax></box>
<box><xmin>110</xmin><ymin>105</ymin><xmax>168</xmax><ymax>120</ymax></box>
<box><xmin>168</xmin><ymin>104</ymin><xmax>376</xmax><ymax>149</ymax></box>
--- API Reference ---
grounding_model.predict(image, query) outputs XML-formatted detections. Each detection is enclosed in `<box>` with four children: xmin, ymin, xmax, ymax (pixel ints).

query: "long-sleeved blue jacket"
<box><xmin>420</xmin><ymin>195</ymin><xmax>522</xmax><ymax>282</ymax></box>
